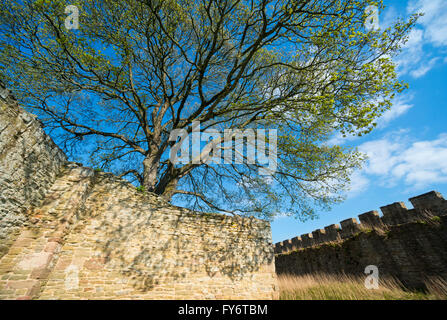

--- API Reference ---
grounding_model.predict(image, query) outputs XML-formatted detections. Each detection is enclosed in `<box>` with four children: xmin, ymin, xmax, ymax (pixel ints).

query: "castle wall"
<box><xmin>42</xmin><ymin>169</ymin><xmax>275</xmax><ymax>299</ymax></box>
<box><xmin>0</xmin><ymin>87</ymin><xmax>277</xmax><ymax>299</ymax></box>
<box><xmin>274</xmin><ymin>192</ymin><xmax>447</xmax><ymax>289</ymax></box>
<box><xmin>0</xmin><ymin>84</ymin><xmax>67</xmax><ymax>258</ymax></box>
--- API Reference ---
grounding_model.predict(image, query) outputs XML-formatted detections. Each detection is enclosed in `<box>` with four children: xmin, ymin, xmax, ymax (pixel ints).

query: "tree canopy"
<box><xmin>0</xmin><ymin>0</ymin><xmax>417</xmax><ymax>220</ymax></box>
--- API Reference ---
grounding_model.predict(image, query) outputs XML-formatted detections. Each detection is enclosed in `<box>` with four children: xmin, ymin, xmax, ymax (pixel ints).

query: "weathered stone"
<box><xmin>16</xmin><ymin>252</ymin><xmax>53</xmax><ymax>271</ymax></box>
<box><xmin>275</xmin><ymin>192</ymin><xmax>447</xmax><ymax>290</ymax></box>
<box><xmin>0</xmin><ymin>84</ymin><xmax>67</xmax><ymax>251</ymax></box>
<box><xmin>0</xmin><ymin>87</ymin><xmax>278</xmax><ymax>300</ymax></box>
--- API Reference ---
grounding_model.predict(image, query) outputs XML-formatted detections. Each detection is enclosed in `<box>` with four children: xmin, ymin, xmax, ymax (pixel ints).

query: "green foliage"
<box><xmin>0</xmin><ymin>0</ymin><xmax>418</xmax><ymax>219</ymax></box>
<box><xmin>135</xmin><ymin>185</ymin><xmax>146</xmax><ymax>193</ymax></box>
<box><xmin>384</xmin><ymin>230</ymin><xmax>392</xmax><ymax>238</ymax></box>
<box><xmin>328</xmin><ymin>242</ymin><xmax>342</xmax><ymax>248</ymax></box>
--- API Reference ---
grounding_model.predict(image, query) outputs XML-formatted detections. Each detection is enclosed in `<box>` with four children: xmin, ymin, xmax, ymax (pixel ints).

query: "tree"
<box><xmin>0</xmin><ymin>0</ymin><xmax>417</xmax><ymax>220</ymax></box>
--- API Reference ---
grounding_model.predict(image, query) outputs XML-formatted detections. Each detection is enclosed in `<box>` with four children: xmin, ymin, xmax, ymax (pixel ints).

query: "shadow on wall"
<box><xmin>0</xmin><ymin>83</ymin><xmax>276</xmax><ymax>299</ymax></box>
<box><xmin>0</xmin><ymin>92</ymin><xmax>66</xmax><ymax>256</ymax></box>
<box><xmin>71</xmin><ymin>171</ymin><xmax>273</xmax><ymax>292</ymax></box>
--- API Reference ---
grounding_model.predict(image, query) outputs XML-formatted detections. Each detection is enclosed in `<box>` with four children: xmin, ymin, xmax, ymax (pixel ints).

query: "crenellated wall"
<box><xmin>274</xmin><ymin>192</ymin><xmax>447</xmax><ymax>289</ymax></box>
<box><xmin>274</xmin><ymin>191</ymin><xmax>447</xmax><ymax>254</ymax></box>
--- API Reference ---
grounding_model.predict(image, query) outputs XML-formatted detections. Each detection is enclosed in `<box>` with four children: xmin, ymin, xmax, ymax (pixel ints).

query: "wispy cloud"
<box><xmin>391</xmin><ymin>134</ymin><xmax>447</xmax><ymax>187</ymax></box>
<box><xmin>351</xmin><ymin>132</ymin><xmax>447</xmax><ymax>194</ymax></box>
<box><xmin>326</xmin><ymin>131</ymin><xmax>359</xmax><ymax>146</ymax></box>
<box><xmin>393</xmin><ymin>0</ymin><xmax>447</xmax><ymax>78</ymax></box>
<box><xmin>377</xmin><ymin>96</ymin><xmax>414</xmax><ymax>128</ymax></box>
<box><xmin>326</xmin><ymin>95</ymin><xmax>414</xmax><ymax>146</ymax></box>
<box><xmin>409</xmin><ymin>57</ymin><xmax>440</xmax><ymax>78</ymax></box>
<box><xmin>347</xmin><ymin>171</ymin><xmax>370</xmax><ymax>197</ymax></box>
<box><xmin>408</xmin><ymin>0</ymin><xmax>447</xmax><ymax>47</ymax></box>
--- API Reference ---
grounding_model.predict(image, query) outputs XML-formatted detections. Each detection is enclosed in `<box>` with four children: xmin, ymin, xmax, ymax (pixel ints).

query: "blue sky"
<box><xmin>272</xmin><ymin>0</ymin><xmax>447</xmax><ymax>243</ymax></box>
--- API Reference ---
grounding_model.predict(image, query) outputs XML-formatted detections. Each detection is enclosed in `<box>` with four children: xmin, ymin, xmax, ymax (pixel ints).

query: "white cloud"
<box><xmin>347</xmin><ymin>171</ymin><xmax>370</xmax><ymax>197</ymax></box>
<box><xmin>326</xmin><ymin>131</ymin><xmax>359</xmax><ymax>146</ymax></box>
<box><xmin>410</xmin><ymin>57</ymin><xmax>439</xmax><ymax>78</ymax></box>
<box><xmin>326</xmin><ymin>96</ymin><xmax>414</xmax><ymax>146</ymax></box>
<box><xmin>393</xmin><ymin>0</ymin><xmax>447</xmax><ymax>78</ymax></box>
<box><xmin>391</xmin><ymin>134</ymin><xmax>447</xmax><ymax>187</ymax></box>
<box><xmin>395</xmin><ymin>28</ymin><xmax>424</xmax><ymax>76</ymax></box>
<box><xmin>408</xmin><ymin>0</ymin><xmax>447</xmax><ymax>47</ymax></box>
<box><xmin>359</xmin><ymin>139</ymin><xmax>402</xmax><ymax>175</ymax></box>
<box><xmin>377</xmin><ymin>96</ymin><xmax>414</xmax><ymax>127</ymax></box>
<box><xmin>353</xmin><ymin>132</ymin><xmax>447</xmax><ymax>193</ymax></box>
<box><xmin>381</xmin><ymin>6</ymin><xmax>399</xmax><ymax>30</ymax></box>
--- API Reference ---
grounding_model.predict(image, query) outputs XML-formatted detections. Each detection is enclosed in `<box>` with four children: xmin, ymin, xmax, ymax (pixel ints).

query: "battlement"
<box><xmin>274</xmin><ymin>191</ymin><xmax>447</xmax><ymax>254</ymax></box>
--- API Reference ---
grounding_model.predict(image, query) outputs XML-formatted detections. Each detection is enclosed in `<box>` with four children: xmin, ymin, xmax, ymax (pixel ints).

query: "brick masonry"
<box><xmin>274</xmin><ymin>192</ymin><xmax>447</xmax><ymax>289</ymax></box>
<box><xmin>0</xmin><ymin>83</ymin><xmax>277</xmax><ymax>300</ymax></box>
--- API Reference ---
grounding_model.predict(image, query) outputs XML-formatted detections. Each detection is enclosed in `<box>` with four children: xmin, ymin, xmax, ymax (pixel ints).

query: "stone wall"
<box><xmin>0</xmin><ymin>85</ymin><xmax>277</xmax><ymax>300</ymax></box>
<box><xmin>0</xmin><ymin>82</ymin><xmax>67</xmax><ymax>258</ymax></box>
<box><xmin>274</xmin><ymin>192</ymin><xmax>447</xmax><ymax>289</ymax></box>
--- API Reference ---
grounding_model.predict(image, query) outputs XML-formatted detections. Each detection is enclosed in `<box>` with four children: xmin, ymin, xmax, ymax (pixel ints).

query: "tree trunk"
<box><xmin>154</xmin><ymin>170</ymin><xmax>179</xmax><ymax>201</ymax></box>
<box><xmin>159</xmin><ymin>178</ymin><xmax>179</xmax><ymax>201</ymax></box>
<box><xmin>142</xmin><ymin>154</ymin><xmax>160</xmax><ymax>192</ymax></box>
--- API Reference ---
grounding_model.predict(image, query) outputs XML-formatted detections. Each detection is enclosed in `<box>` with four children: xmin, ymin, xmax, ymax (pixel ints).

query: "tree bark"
<box><xmin>142</xmin><ymin>153</ymin><xmax>160</xmax><ymax>192</ymax></box>
<box><xmin>154</xmin><ymin>167</ymin><xmax>179</xmax><ymax>200</ymax></box>
<box><xmin>158</xmin><ymin>177</ymin><xmax>179</xmax><ymax>201</ymax></box>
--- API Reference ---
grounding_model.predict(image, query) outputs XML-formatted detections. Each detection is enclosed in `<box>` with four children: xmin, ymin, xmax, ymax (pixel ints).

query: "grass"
<box><xmin>278</xmin><ymin>274</ymin><xmax>447</xmax><ymax>300</ymax></box>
